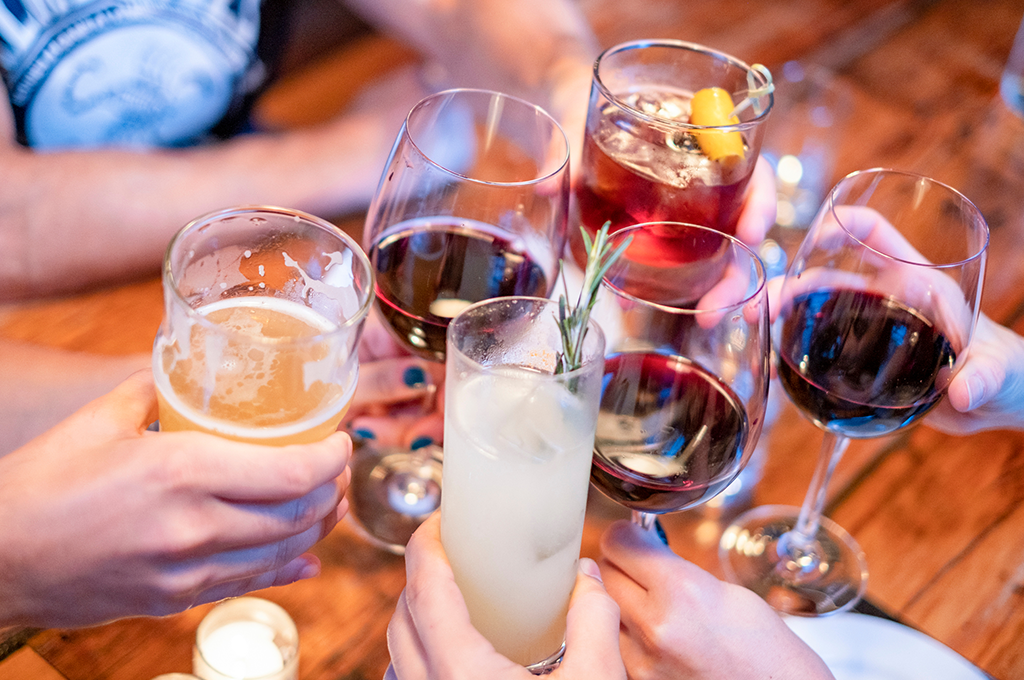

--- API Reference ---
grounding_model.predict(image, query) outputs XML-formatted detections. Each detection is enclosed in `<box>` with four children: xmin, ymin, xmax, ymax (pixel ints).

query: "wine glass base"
<box><xmin>347</xmin><ymin>439</ymin><xmax>443</xmax><ymax>555</ymax></box>
<box><xmin>718</xmin><ymin>504</ymin><xmax>868</xmax><ymax>617</ymax></box>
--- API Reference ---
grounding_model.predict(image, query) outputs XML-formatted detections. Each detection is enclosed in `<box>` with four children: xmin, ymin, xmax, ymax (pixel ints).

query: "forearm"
<box><xmin>343</xmin><ymin>0</ymin><xmax>597</xmax><ymax>159</ymax></box>
<box><xmin>0</xmin><ymin>113</ymin><xmax>391</xmax><ymax>300</ymax></box>
<box><xmin>0</xmin><ymin>341</ymin><xmax>151</xmax><ymax>456</ymax></box>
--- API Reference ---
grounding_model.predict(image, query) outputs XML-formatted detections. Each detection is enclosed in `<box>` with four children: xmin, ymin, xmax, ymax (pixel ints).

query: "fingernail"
<box><xmin>299</xmin><ymin>560</ymin><xmax>321</xmax><ymax>580</ymax></box>
<box><xmin>965</xmin><ymin>373</ymin><xmax>985</xmax><ymax>410</ymax></box>
<box><xmin>579</xmin><ymin>557</ymin><xmax>603</xmax><ymax>583</ymax></box>
<box><xmin>654</xmin><ymin>519</ymin><xmax>670</xmax><ymax>546</ymax></box>
<box><xmin>403</xmin><ymin>365</ymin><xmax>427</xmax><ymax>388</ymax></box>
<box><xmin>354</xmin><ymin>428</ymin><xmax>376</xmax><ymax>440</ymax></box>
<box><xmin>410</xmin><ymin>436</ymin><xmax>433</xmax><ymax>451</ymax></box>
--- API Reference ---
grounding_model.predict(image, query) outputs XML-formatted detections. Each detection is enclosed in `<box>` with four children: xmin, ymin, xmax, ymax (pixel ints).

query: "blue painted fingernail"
<box><xmin>403</xmin><ymin>365</ymin><xmax>427</xmax><ymax>388</ymax></box>
<box><xmin>654</xmin><ymin>519</ymin><xmax>670</xmax><ymax>546</ymax></box>
<box><xmin>354</xmin><ymin>428</ymin><xmax>376</xmax><ymax>440</ymax></box>
<box><xmin>410</xmin><ymin>436</ymin><xmax>434</xmax><ymax>450</ymax></box>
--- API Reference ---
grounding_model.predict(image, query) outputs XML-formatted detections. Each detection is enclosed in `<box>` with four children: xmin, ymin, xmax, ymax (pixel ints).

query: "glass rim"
<box><xmin>601</xmin><ymin>221</ymin><xmax>768</xmax><ymax>315</ymax></box>
<box><xmin>163</xmin><ymin>205</ymin><xmax>374</xmax><ymax>347</ymax></box>
<box><xmin>404</xmin><ymin>87</ymin><xmax>570</xmax><ymax>188</ymax></box>
<box><xmin>447</xmin><ymin>295</ymin><xmax>606</xmax><ymax>377</ymax></box>
<box><xmin>827</xmin><ymin>168</ymin><xmax>991</xmax><ymax>269</ymax></box>
<box><xmin>593</xmin><ymin>39</ymin><xmax>774</xmax><ymax>132</ymax></box>
<box><xmin>194</xmin><ymin>596</ymin><xmax>298</xmax><ymax>680</ymax></box>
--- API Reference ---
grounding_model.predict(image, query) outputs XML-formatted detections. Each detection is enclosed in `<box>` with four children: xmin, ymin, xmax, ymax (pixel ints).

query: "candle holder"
<box><xmin>193</xmin><ymin>597</ymin><xmax>299</xmax><ymax>680</ymax></box>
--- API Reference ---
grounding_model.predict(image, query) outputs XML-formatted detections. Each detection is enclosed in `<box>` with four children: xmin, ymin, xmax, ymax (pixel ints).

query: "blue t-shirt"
<box><xmin>0</xmin><ymin>0</ymin><xmax>287</xmax><ymax>149</ymax></box>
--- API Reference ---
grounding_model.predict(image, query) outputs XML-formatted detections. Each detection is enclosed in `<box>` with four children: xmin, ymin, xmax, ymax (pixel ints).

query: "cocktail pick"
<box><xmin>731</xmin><ymin>64</ymin><xmax>775</xmax><ymax>117</ymax></box>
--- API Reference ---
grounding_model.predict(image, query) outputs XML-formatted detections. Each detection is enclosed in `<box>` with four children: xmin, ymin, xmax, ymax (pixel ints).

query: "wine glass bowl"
<box><xmin>589</xmin><ymin>221</ymin><xmax>771</xmax><ymax>529</ymax></box>
<box><xmin>719</xmin><ymin>168</ymin><xmax>989</xmax><ymax>616</ymax></box>
<box><xmin>348</xmin><ymin>88</ymin><xmax>571</xmax><ymax>553</ymax></box>
<box><xmin>366</xmin><ymin>88</ymin><xmax>570</xmax><ymax>362</ymax></box>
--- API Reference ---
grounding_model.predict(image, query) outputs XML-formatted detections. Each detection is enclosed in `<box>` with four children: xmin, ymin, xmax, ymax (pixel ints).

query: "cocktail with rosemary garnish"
<box><xmin>439</xmin><ymin>228</ymin><xmax>623</xmax><ymax>673</ymax></box>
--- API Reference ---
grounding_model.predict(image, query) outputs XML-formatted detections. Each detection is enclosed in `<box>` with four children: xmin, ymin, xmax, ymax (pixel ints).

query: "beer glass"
<box><xmin>154</xmin><ymin>206</ymin><xmax>373</xmax><ymax>445</ymax></box>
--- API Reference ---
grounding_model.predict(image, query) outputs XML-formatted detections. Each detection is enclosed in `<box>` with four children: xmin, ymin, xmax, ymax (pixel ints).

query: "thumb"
<box><xmin>558</xmin><ymin>558</ymin><xmax>626</xmax><ymax>678</ymax></box>
<box><xmin>946</xmin><ymin>355</ymin><xmax>1005</xmax><ymax>413</ymax></box>
<box><xmin>76</xmin><ymin>369</ymin><xmax>159</xmax><ymax>435</ymax></box>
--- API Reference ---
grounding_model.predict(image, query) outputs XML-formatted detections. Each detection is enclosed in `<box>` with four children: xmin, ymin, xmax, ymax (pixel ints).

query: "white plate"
<box><xmin>785</xmin><ymin>612</ymin><xmax>989</xmax><ymax>680</ymax></box>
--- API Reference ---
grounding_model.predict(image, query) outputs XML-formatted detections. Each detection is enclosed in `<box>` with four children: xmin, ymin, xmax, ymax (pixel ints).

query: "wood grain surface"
<box><xmin>3</xmin><ymin>0</ymin><xmax>1024</xmax><ymax>678</ymax></box>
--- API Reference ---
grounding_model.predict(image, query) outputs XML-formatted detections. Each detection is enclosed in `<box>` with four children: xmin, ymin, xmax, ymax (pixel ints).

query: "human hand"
<box><xmin>349</xmin><ymin>309</ymin><xmax>445</xmax><ymax>449</ymax></box>
<box><xmin>0</xmin><ymin>370</ymin><xmax>351</xmax><ymax>628</ymax></box>
<box><xmin>385</xmin><ymin>513</ymin><xmax>625</xmax><ymax>680</ymax></box>
<box><xmin>735</xmin><ymin>155</ymin><xmax>778</xmax><ymax>247</ymax></box>
<box><xmin>925</xmin><ymin>311</ymin><xmax>1024</xmax><ymax>434</ymax></box>
<box><xmin>597</xmin><ymin>520</ymin><xmax>834</xmax><ymax>680</ymax></box>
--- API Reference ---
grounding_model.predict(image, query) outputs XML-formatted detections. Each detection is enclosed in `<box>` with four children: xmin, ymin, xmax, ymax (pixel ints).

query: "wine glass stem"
<box><xmin>788</xmin><ymin>431</ymin><xmax>849</xmax><ymax>555</ymax></box>
<box><xmin>632</xmin><ymin>511</ymin><xmax>657</xmax><ymax>530</ymax></box>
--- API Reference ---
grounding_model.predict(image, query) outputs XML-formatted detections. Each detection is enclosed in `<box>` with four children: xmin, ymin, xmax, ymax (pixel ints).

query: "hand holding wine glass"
<box><xmin>597</xmin><ymin>520</ymin><xmax>834</xmax><ymax>680</ymax></box>
<box><xmin>720</xmin><ymin>168</ymin><xmax>990</xmax><ymax>616</ymax></box>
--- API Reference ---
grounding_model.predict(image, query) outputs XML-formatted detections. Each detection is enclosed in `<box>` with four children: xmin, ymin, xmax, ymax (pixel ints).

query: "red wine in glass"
<box><xmin>776</xmin><ymin>289</ymin><xmax>956</xmax><ymax>438</ymax></box>
<box><xmin>719</xmin><ymin>168</ymin><xmax>988</xmax><ymax>617</ymax></box>
<box><xmin>371</xmin><ymin>217</ymin><xmax>551</xmax><ymax>361</ymax></box>
<box><xmin>590</xmin><ymin>351</ymin><xmax>749</xmax><ymax>514</ymax></box>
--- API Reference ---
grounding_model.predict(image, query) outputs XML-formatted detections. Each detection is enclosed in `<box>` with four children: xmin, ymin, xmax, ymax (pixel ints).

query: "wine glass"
<box><xmin>154</xmin><ymin>206</ymin><xmax>373</xmax><ymax>445</ymax></box>
<box><xmin>571</xmin><ymin>39</ymin><xmax>774</xmax><ymax>266</ymax></box>
<box><xmin>347</xmin><ymin>88</ymin><xmax>571</xmax><ymax>552</ymax></box>
<box><xmin>719</xmin><ymin>168</ymin><xmax>990</xmax><ymax>616</ymax></box>
<box><xmin>589</xmin><ymin>221</ymin><xmax>771</xmax><ymax>531</ymax></box>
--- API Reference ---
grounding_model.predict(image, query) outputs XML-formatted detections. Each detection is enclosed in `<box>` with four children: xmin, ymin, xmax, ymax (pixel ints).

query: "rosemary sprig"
<box><xmin>555</xmin><ymin>222</ymin><xmax>632</xmax><ymax>374</ymax></box>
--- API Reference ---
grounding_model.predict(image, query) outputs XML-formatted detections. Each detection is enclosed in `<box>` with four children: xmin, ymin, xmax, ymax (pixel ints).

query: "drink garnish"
<box><xmin>555</xmin><ymin>222</ymin><xmax>630</xmax><ymax>374</ymax></box>
<box><xmin>690</xmin><ymin>64</ymin><xmax>774</xmax><ymax>161</ymax></box>
<box><xmin>690</xmin><ymin>87</ymin><xmax>745</xmax><ymax>160</ymax></box>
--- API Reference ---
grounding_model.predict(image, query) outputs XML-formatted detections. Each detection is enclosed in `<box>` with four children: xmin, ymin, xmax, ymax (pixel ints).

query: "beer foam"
<box><xmin>283</xmin><ymin>250</ymin><xmax>360</xmax><ymax>318</ymax></box>
<box><xmin>154</xmin><ymin>297</ymin><xmax>356</xmax><ymax>440</ymax></box>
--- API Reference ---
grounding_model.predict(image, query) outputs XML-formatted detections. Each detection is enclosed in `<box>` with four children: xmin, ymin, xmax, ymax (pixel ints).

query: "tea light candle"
<box><xmin>193</xmin><ymin>597</ymin><xmax>299</xmax><ymax>680</ymax></box>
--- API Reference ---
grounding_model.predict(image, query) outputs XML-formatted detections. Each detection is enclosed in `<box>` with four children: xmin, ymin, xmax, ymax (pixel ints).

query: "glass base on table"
<box><xmin>718</xmin><ymin>504</ymin><xmax>868</xmax><ymax>617</ymax></box>
<box><xmin>347</xmin><ymin>439</ymin><xmax>443</xmax><ymax>555</ymax></box>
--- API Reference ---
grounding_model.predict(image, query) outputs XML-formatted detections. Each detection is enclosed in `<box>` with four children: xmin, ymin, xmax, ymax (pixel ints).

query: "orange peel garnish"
<box><xmin>690</xmin><ymin>87</ymin><xmax>745</xmax><ymax>161</ymax></box>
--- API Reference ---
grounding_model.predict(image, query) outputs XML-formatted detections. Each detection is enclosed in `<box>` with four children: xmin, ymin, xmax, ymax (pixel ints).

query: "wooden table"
<box><xmin>4</xmin><ymin>0</ymin><xmax>1024</xmax><ymax>677</ymax></box>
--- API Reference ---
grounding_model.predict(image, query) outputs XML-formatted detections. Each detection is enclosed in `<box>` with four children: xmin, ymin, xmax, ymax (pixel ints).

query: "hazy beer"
<box><xmin>154</xmin><ymin>207</ymin><xmax>373</xmax><ymax>445</ymax></box>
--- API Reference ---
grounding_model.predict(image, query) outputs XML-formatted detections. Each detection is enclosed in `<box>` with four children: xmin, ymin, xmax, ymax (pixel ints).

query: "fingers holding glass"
<box><xmin>720</xmin><ymin>168</ymin><xmax>989</xmax><ymax>616</ymax></box>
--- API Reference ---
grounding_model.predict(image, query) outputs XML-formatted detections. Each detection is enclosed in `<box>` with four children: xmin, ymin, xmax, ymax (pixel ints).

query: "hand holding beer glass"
<box><xmin>153</xmin><ymin>206</ymin><xmax>373</xmax><ymax>445</ymax></box>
